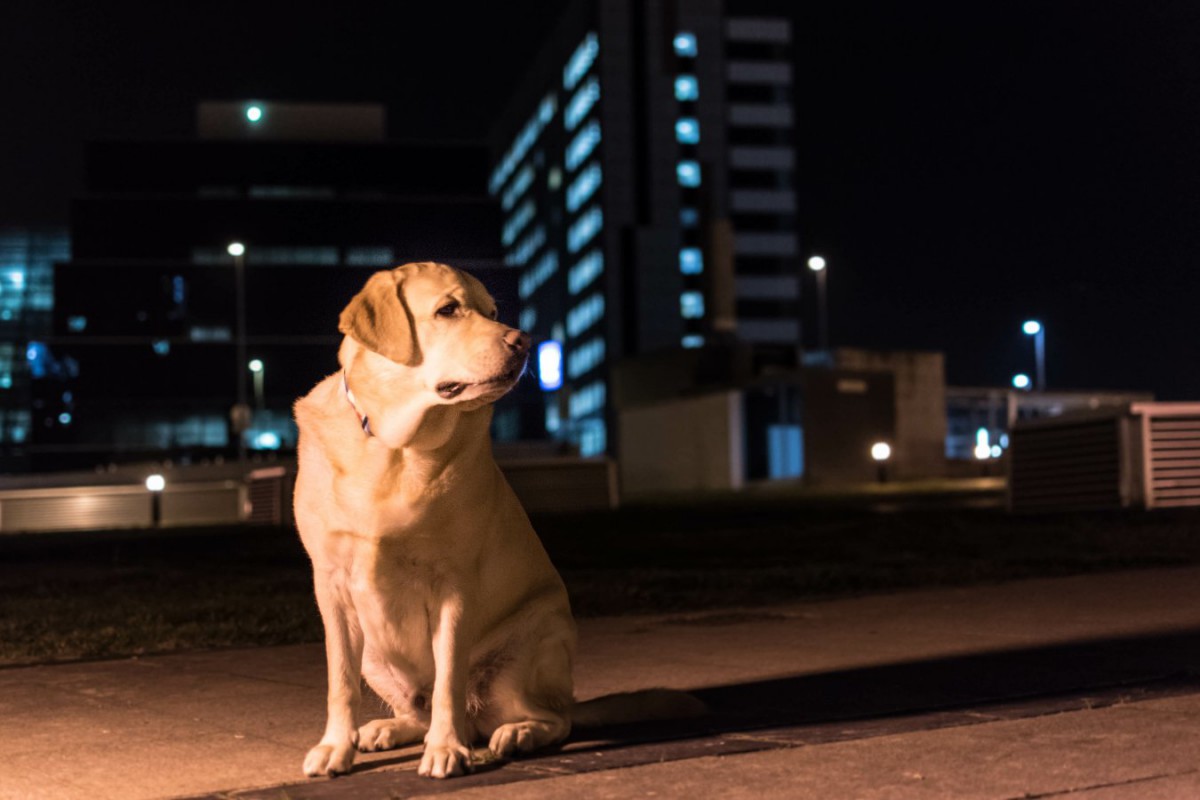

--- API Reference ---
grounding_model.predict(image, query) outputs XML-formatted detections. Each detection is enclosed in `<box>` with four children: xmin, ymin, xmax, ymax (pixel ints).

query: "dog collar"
<box><xmin>342</xmin><ymin>370</ymin><xmax>373</xmax><ymax>437</ymax></box>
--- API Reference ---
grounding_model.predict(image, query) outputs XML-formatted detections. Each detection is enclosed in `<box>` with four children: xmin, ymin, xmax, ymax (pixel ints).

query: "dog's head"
<box><xmin>339</xmin><ymin>262</ymin><xmax>530</xmax><ymax>408</ymax></box>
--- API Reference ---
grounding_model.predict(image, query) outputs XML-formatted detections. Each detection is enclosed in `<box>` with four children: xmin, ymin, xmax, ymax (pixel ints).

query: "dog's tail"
<box><xmin>570</xmin><ymin>688</ymin><xmax>708</xmax><ymax>729</ymax></box>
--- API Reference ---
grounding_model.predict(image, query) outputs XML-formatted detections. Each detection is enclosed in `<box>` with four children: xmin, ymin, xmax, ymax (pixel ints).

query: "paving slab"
<box><xmin>2</xmin><ymin>566</ymin><xmax>1200</xmax><ymax>799</ymax></box>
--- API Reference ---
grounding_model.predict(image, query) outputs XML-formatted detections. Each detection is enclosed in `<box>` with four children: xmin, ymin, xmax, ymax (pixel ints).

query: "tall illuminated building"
<box><xmin>488</xmin><ymin>0</ymin><xmax>801</xmax><ymax>456</ymax></box>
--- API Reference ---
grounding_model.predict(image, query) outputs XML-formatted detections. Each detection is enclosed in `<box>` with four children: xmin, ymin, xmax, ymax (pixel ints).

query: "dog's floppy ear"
<box><xmin>338</xmin><ymin>269</ymin><xmax>418</xmax><ymax>364</ymax></box>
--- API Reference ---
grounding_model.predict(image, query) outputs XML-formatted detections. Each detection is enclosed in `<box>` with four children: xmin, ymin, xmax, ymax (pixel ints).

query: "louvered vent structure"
<box><xmin>1140</xmin><ymin>404</ymin><xmax>1200</xmax><ymax>509</ymax></box>
<box><xmin>1009</xmin><ymin>402</ymin><xmax>1200</xmax><ymax>512</ymax></box>
<box><xmin>1009</xmin><ymin>416</ymin><xmax>1126</xmax><ymax>512</ymax></box>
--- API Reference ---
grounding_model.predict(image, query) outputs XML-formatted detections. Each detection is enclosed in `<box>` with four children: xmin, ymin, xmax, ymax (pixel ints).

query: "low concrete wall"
<box><xmin>618</xmin><ymin>391</ymin><xmax>743</xmax><ymax>497</ymax></box>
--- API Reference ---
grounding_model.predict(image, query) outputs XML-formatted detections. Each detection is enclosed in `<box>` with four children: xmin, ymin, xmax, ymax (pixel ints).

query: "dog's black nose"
<box><xmin>505</xmin><ymin>329</ymin><xmax>531</xmax><ymax>354</ymax></box>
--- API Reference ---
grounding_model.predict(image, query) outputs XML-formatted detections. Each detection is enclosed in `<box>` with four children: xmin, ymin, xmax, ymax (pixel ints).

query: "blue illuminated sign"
<box><xmin>538</xmin><ymin>340</ymin><xmax>564</xmax><ymax>391</ymax></box>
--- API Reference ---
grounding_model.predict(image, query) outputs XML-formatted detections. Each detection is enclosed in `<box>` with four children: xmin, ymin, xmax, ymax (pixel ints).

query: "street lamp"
<box><xmin>228</xmin><ymin>242</ymin><xmax>249</xmax><ymax>465</ymax></box>
<box><xmin>807</xmin><ymin>255</ymin><xmax>828</xmax><ymax>352</ymax></box>
<box><xmin>1022</xmin><ymin>319</ymin><xmax>1046</xmax><ymax>391</ymax></box>
<box><xmin>249</xmin><ymin>358</ymin><xmax>265</xmax><ymax>411</ymax></box>
<box><xmin>870</xmin><ymin>440</ymin><xmax>891</xmax><ymax>483</ymax></box>
<box><xmin>146</xmin><ymin>474</ymin><xmax>165</xmax><ymax>528</ymax></box>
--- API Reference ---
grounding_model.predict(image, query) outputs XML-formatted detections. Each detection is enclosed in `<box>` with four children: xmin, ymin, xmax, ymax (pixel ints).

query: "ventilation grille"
<box><xmin>1147</xmin><ymin>415</ymin><xmax>1200</xmax><ymax>508</ymax></box>
<box><xmin>1009</xmin><ymin>418</ymin><xmax>1121</xmax><ymax>512</ymax></box>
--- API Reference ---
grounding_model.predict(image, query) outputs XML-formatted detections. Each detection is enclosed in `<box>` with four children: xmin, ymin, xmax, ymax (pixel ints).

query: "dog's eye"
<box><xmin>436</xmin><ymin>301</ymin><xmax>460</xmax><ymax>318</ymax></box>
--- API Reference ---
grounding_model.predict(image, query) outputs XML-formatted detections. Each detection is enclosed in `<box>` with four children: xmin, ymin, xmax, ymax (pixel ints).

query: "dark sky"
<box><xmin>3</xmin><ymin>1</ymin><xmax>1199</xmax><ymax>398</ymax></box>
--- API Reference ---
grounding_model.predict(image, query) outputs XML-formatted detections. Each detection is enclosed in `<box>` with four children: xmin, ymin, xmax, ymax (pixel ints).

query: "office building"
<box><xmin>42</xmin><ymin>102</ymin><xmax>508</xmax><ymax>471</ymax></box>
<box><xmin>488</xmin><ymin>0</ymin><xmax>802</xmax><ymax>456</ymax></box>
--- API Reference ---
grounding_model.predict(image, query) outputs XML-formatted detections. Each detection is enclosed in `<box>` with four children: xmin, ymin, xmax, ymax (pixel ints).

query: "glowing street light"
<box><xmin>249</xmin><ymin>359</ymin><xmax>265</xmax><ymax>411</ymax></box>
<box><xmin>226</xmin><ymin>241</ymin><xmax>245</xmax><ymax>257</ymax></box>
<box><xmin>871</xmin><ymin>440</ymin><xmax>891</xmax><ymax>483</ymax></box>
<box><xmin>146</xmin><ymin>473</ymin><xmax>165</xmax><ymax>527</ymax></box>
<box><xmin>145</xmin><ymin>474</ymin><xmax>166</xmax><ymax>492</ymax></box>
<box><xmin>1012</xmin><ymin>373</ymin><xmax>1032</xmax><ymax>390</ymax></box>
<box><xmin>229</xmin><ymin>242</ymin><xmax>249</xmax><ymax>464</ymax></box>
<box><xmin>1022</xmin><ymin>319</ymin><xmax>1046</xmax><ymax>391</ymax></box>
<box><xmin>245</xmin><ymin>104</ymin><xmax>264</xmax><ymax>123</ymax></box>
<box><xmin>807</xmin><ymin>255</ymin><xmax>829</xmax><ymax>352</ymax></box>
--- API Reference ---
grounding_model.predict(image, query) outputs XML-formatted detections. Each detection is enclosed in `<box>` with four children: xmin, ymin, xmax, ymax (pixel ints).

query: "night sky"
<box><xmin>3</xmin><ymin>1</ymin><xmax>1198</xmax><ymax>398</ymax></box>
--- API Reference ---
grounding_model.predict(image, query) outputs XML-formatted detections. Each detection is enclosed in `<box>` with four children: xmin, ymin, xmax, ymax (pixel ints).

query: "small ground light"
<box><xmin>807</xmin><ymin>255</ymin><xmax>827</xmax><ymax>272</ymax></box>
<box><xmin>871</xmin><ymin>441</ymin><xmax>891</xmax><ymax>483</ymax></box>
<box><xmin>227</xmin><ymin>242</ymin><xmax>245</xmax><ymax>257</ymax></box>
<box><xmin>146</xmin><ymin>474</ymin><xmax>165</xmax><ymax>527</ymax></box>
<box><xmin>248</xmin><ymin>359</ymin><xmax>263</xmax><ymax>373</ymax></box>
<box><xmin>245</xmin><ymin>105</ymin><xmax>264</xmax><ymax>123</ymax></box>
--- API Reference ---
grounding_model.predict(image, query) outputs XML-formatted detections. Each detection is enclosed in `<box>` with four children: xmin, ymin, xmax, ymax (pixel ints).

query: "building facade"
<box><xmin>488</xmin><ymin>0</ymin><xmax>802</xmax><ymax>456</ymax></box>
<box><xmin>40</xmin><ymin>102</ymin><xmax>510</xmax><ymax>471</ymax></box>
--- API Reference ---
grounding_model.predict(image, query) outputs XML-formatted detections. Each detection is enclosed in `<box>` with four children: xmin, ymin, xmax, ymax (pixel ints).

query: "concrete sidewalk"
<box><xmin>3</xmin><ymin>566</ymin><xmax>1200</xmax><ymax>799</ymax></box>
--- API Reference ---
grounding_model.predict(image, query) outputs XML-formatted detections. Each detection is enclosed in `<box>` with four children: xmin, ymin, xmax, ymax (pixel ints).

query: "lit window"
<box><xmin>501</xmin><ymin>164</ymin><xmax>535</xmax><ymax>211</ymax></box>
<box><xmin>490</xmin><ymin>92</ymin><xmax>557</xmax><ymax>194</ymax></box>
<box><xmin>566</xmin><ymin>163</ymin><xmax>602</xmax><ymax>213</ymax></box>
<box><xmin>682</xmin><ymin>334</ymin><xmax>704</xmax><ymax>349</ymax></box>
<box><xmin>677</xmin><ymin>160</ymin><xmax>701</xmax><ymax>188</ymax></box>
<box><xmin>565</xmin><ymin>77</ymin><xmax>600</xmax><ymax>131</ymax></box>
<box><xmin>679</xmin><ymin>248</ymin><xmax>703</xmax><ymax>275</ymax></box>
<box><xmin>674</xmin><ymin>32</ymin><xmax>698</xmax><ymax>57</ymax></box>
<box><xmin>518</xmin><ymin>251</ymin><xmax>558</xmax><ymax>299</ymax></box>
<box><xmin>564</xmin><ymin>32</ymin><xmax>600</xmax><ymax>91</ymax></box>
<box><xmin>568</xmin><ymin>249</ymin><xmax>604</xmax><ymax>295</ymax></box>
<box><xmin>519</xmin><ymin>306</ymin><xmax>537</xmax><ymax>331</ymax></box>
<box><xmin>567</xmin><ymin>336</ymin><xmax>606</xmax><ymax>379</ymax></box>
<box><xmin>506</xmin><ymin>225</ymin><xmax>546</xmax><ymax>267</ymax></box>
<box><xmin>566</xmin><ymin>121</ymin><xmax>602</xmax><ymax>171</ymax></box>
<box><xmin>680</xmin><ymin>290</ymin><xmax>705</xmax><ymax>319</ymax></box>
<box><xmin>538</xmin><ymin>340</ymin><xmax>564</xmax><ymax>391</ymax></box>
<box><xmin>579</xmin><ymin>418</ymin><xmax>607</xmax><ymax>456</ymax></box>
<box><xmin>675</xmin><ymin>75</ymin><xmax>699</xmax><ymax>102</ymax></box>
<box><xmin>567</xmin><ymin>292</ymin><xmax>605</xmax><ymax>338</ymax></box>
<box><xmin>502</xmin><ymin>199</ymin><xmax>536</xmax><ymax>246</ymax></box>
<box><xmin>152</xmin><ymin>340</ymin><xmax>170</xmax><ymax>356</ymax></box>
<box><xmin>680</xmin><ymin>207</ymin><xmax>699</xmax><ymax>227</ymax></box>
<box><xmin>569</xmin><ymin>380</ymin><xmax>607</xmax><ymax>420</ymax></box>
<box><xmin>675</xmin><ymin>117</ymin><xmax>700</xmax><ymax>145</ymax></box>
<box><xmin>67</xmin><ymin>315</ymin><xmax>87</xmax><ymax>332</ymax></box>
<box><xmin>567</xmin><ymin>207</ymin><xmax>604</xmax><ymax>253</ymax></box>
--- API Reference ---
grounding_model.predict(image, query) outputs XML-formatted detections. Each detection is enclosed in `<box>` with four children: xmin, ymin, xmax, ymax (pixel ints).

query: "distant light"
<box><xmin>1000</xmin><ymin>433</ymin><xmax>1010</xmax><ymax>448</ymax></box>
<box><xmin>974</xmin><ymin>443</ymin><xmax>992</xmax><ymax>460</ymax></box>
<box><xmin>679</xmin><ymin>247</ymin><xmax>703</xmax><ymax>275</ymax></box>
<box><xmin>152</xmin><ymin>339</ymin><xmax>170</xmax><ymax>356</ymax></box>
<box><xmin>676</xmin><ymin>160</ymin><xmax>701</xmax><ymax>188</ymax></box>
<box><xmin>145</xmin><ymin>474</ymin><xmax>166</xmax><ymax>492</ymax></box>
<box><xmin>248</xmin><ymin>358</ymin><xmax>264</xmax><ymax>373</ymax></box>
<box><xmin>6</xmin><ymin>269</ymin><xmax>25</xmax><ymax>289</ymax></box>
<box><xmin>0</xmin><ymin>375</ymin><xmax>11</xmax><ymax>389</ymax></box>
<box><xmin>57</xmin><ymin>412</ymin><xmax>72</xmax><ymax>425</ymax></box>
<box><xmin>675</xmin><ymin>75</ymin><xmax>699</xmax><ymax>102</ymax></box>
<box><xmin>990</xmin><ymin>444</ymin><xmax>1002</xmax><ymax>458</ymax></box>
<box><xmin>254</xmin><ymin>431</ymin><xmax>281</xmax><ymax>450</ymax></box>
<box><xmin>976</xmin><ymin>427</ymin><xmax>990</xmax><ymax>448</ymax></box>
<box><xmin>245</xmin><ymin>105</ymin><xmax>264</xmax><ymax>123</ymax></box>
<box><xmin>226</xmin><ymin>242</ymin><xmax>245</xmax><ymax>257</ymax></box>
<box><xmin>870</xmin><ymin>442</ymin><xmax>891</xmax><ymax>462</ymax></box>
<box><xmin>674</xmin><ymin>32</ymin><xmax>698</xmax><ymax>57</ymax></box>
<box><xmin>538</xmin><ymin>340</ymin><xmax>563</xmax><ymax>391</ymax></box>
<box><xmin>1012</xmin><ymin>373</ymin><xmax>1031</xmax><ymax>390</ymax></box>
<box><xmin>681</xmin><ymin>334</ymin><xmax>704</xmax><ymax>349</ymax></box>
<box><xmin>1022</xmin><ymin>319</ymin><xmax>1042</xmax><ymax>336</ymax></box>
<box><xmin>807</xmin><ymin>255</ymin><xmax>827</xmax><ymax>272</ymax></box>
<box><xmin>675</xmin><ymin>117</ymin><xmax>700</xmax><ymax>145</ymax></box>
<box><xmin>67</xmin><ymin>315</ymin><xmax>88</xmax><ymax>332</ymax></box>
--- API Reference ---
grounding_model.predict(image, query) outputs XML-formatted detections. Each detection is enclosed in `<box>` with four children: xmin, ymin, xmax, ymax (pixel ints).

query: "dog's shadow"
<box><xmin>555</xmin><ymin>625</ymin><xmax>1200</xmax><ymax>758</ymax></box>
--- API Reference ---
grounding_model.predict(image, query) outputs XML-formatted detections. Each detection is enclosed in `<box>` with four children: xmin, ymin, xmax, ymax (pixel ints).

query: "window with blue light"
<box><xmin>567</xmin><ymin>292</ymin><xmax>605</xmax><ymax>338</ymax></box>
<box><xmin>566</xmin><ymin>121</ymin><xmax>601</xmax><ymax>171</ymax></box>
<box><xmin>680</xmin><ymin>290</ymin><xmax>705</xmax><ymax>319</ymax></box>
<box><xmin>677</xmin><ymin>160</ymin><xmax>701</xmax><ymax>187</ymax></box>
<box><xmin>579</xmin><ymin>419</ymin><xmax>606</xmax><ymax>457</ymax></box>
<box><xmin>519</xmin><ymin>306</ymin><xmax>537</xmax><ymax>332</ymax></box>
<box><xmin>518</xmin><ymin>251</ymin><xmax>558</xmax><ymax>300</ymax></box>
<box><xmin>680</xmin><ymin>207</ymin><xmax>699</xmax><ymax>227</ymax></box>
<box><xmin>501</xmin><ymin>164</ymin><xmax>535</xmax><ymax>211</ymax></box>
<box><xmin>568</xmin><ymin>249</ymin><xmax>604</xmax><ymax>295</ymax></box>
<box><xmin>682</xmin><ymin>334</ymin><xmax>704</xmax><ymax>349</ymax></box>
<box><xmin>565</xmin><ymin>77</ymin><xmax>600</xmax><ymax>131</ymax></box>
<box><xmin>675</xmin><ymin>117</ymin><xmax>700</xmax><ymax>145</ymax></box>
<box><xmin>566</xmin><ymin>163</ymin><xmax>602</xmax><ymax>213</ymax></box>
<box><xmin>537</xmin><ymin>340</ymin><xmax>564</xmax><ymax>391</ymax></box>
<box><xmin>567</xmin><ymin>336</ymin><xmax>606</xmax><ymax>379</ymax></box>
<box><xmin>502</xmin><ymin>199</ymin><xmax>536</xmax><ymax>246</ymax></box>
<box><xmin>674</xmin><ymin>32</ymin><xmax>697</xmax><ymax>57</ymax></box>
<box><xmin>563</xmin><ymin>32</ymin><xmax>599</xmax><ymax>90</ymax></box>
<box><xmin>679</xmin><ymin>247</ymin><xmax>703</xmax><ymax>275</ymax></box>
<box><xmin>675</xmin><ymin>75</ymin><xmax>699</xmax><ymax>102</ymax></box>
<box><xmin>506</xmin><ymin>225</ymin><xmax>546</xmax><ymax>267</ymax></box>
<box><xmin>569</xmin><ymin>380</ymin><xmax>607</xmax><ymax>419</ymax></box>
<box><xmin>490</xmin><ymin>93</ymin><xmax>557</xmax><ymax>195</ymax></box>
<box><xmin>567</xmin><ymin>206</ymin><xmax>603</xmax><ymax>253</ymax></box>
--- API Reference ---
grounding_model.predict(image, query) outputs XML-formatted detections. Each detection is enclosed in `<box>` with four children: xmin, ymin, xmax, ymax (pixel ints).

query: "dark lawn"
<box><xmin>2</xmin><ymin>500</ymin><xmax>1198</xmax><ymax>666</ymax></box>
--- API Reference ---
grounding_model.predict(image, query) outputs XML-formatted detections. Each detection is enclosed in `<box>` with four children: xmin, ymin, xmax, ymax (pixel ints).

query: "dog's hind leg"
<box><xmin>480</xmin><ymin>636</ymin><xmax>574</xmax><ymax>758</ymax></box>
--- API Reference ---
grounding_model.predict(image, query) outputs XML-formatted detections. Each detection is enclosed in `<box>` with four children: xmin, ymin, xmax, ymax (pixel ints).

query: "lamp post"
<box><xmin>1022</xmin><ymin>320</ymin><xmax>1046</xmax><ymax>391</ymax></box>
<box><xmin>870</xmin><ymin>441</ymin><xmax>891</xmax><ymax>483</ymax></box>
<box><xmin>249</xmin><ymin>358</ymin><xmax>265</xmax><ymax>412</ymax></box>
<box><xmin>228</xmin><ymin>242</ymin><xmax>250</xmax><ymax>464</ymax></box>
<box><xmin>146</xmin><ymin>474</ymin><xmax>165</xmax><ymax>528</ymax></box>
<box><xmin>807</xmin><ymin>255</ymin><xmax>828</xmax><ymax>352</ymax></box>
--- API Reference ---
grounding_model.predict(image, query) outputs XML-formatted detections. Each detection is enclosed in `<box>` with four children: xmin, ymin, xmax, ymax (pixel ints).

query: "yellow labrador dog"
<box><xmin>294</xmin><ymin>262</ymin><xmax>574</xmax><ymax>779</ymax></box>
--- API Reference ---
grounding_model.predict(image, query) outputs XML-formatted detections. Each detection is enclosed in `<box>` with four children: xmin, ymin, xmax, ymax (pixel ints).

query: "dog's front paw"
<box><xmin>418</xmin><ymin>739</ymin><xmax>472</xmax><ymax>779</ymax></box>
<box><xmin>303</xmin><ymin>739</ymin><xmax>357</xmax><ymax>777</ymax></box>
